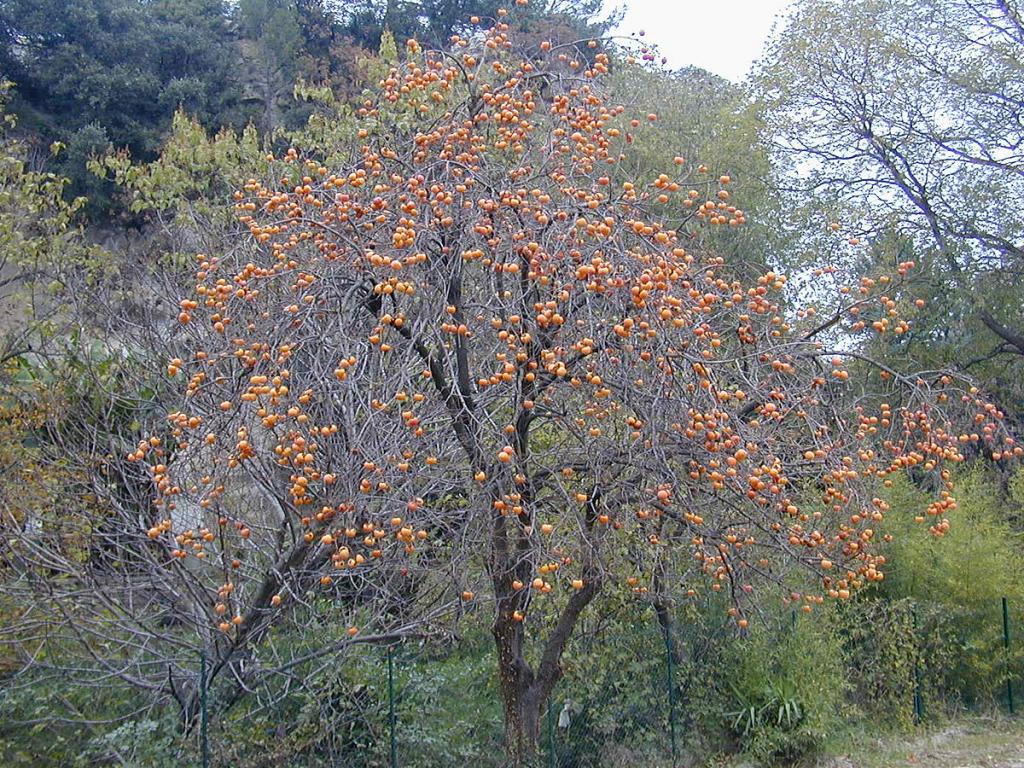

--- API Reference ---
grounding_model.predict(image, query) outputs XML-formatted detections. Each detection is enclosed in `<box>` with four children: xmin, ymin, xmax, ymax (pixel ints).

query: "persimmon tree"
<box><xmin>134</xmin><ymin>4</ymin><xmax>1016</xmax><ymax>761</ymax></box>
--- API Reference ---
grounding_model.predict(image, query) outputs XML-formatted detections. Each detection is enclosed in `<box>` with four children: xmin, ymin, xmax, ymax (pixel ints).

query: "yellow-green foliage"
<box><xmin>0</xmin><ymin>83</ymin><xmax>107</xmax><ymax>315</ymax></box>
<box><xmin>878</xmin><ymin>466</ymin><xmax>1024</xmax><ymax>606</ymax></box>
<box><xmin>875</xmin><ymin>466</ymin><xmax>1024</xmax><ymax>704</ymax></box>
<box><xmin>90</xmin><ymin>111</ymin><xmax>266</xmax><ymax>218</ymax></box>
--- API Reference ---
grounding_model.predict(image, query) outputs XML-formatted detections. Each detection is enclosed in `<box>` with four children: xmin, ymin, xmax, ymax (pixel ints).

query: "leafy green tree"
<box><xmin>0</xmin><ymin>84</ymin><xmax>102</xmax><ymax>364</ymax></box>
<box><xmin>0</xmin><ymin>0</ymin><xmax>239</xmax><ymax>146</ymax></box>
<box><xmin>338</xmin><ymin>0</ymin><xmax>505</xmax><ymax>49</ymax></box>
<box><xmin>0</xmin><ymin>0</ymin><xmax>239</xmax><ymax>210</ymax></box>
<box><xmin>291</xmin><ymin>1</ymin><xmax>369</xmax><ymax>102</ymax></box>
<box><xmin>337</xmin><ymin>0</ymin><xmax>615</xmax><ymax>50</ymax></box>
<box><xmin>612</xmin><ymin>62</ymin><xmax>789</xmax><ymax>274</ymax></box>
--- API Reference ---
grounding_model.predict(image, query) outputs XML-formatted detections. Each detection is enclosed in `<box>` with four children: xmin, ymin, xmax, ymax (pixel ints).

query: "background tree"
<box><xmin>339</xmin><ymin>0</ymin><xmax>507</xmax><ymax>49</ymax></box>
<box><xmin>291</xmin><ymin>0</ymin><xmax>370</xmax><ymax>103</ymax></box>
<box><xmin>0</xmin><ymin>0</ymin><xmax>239</xmax><ymax>210</ymax></box>
<box><xmin>0</xmin><ymin>82</ymin><xmax>104</xmax><ymax>369</ymax></box>
<box><xmin>755</xmin><ymin>0</ymin><xmax>1024</xmax><ymax>430</ymax></box>
<box><xmin>235</xmin><ymin>0</ymin><xmax>304</xmax><ymax>134</ymax></box>
<box><xmin>337</xmin><ymin>0</ymin><xmax>614</xmax><ymax>51</ymax></box>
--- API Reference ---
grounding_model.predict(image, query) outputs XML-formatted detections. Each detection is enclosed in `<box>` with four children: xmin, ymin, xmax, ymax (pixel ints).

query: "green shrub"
<box><xmin>212</xmin><ymin>627</ymin><xmax>505</xmax><ymax>768</ymax></box>
<box><xmin>556</xmin><ymin>618</ymin><xmax>676</xmax><ymax>766</ymax></box>
<box><xmin>0</xmin><ymin>671</ymin><xmax>193</xmax><ymax>767</ymax></box>
<box><xmin>391</xmin><ymin>636</ymin><xmax>505</xmax><ymax>768</ymax></box>
<box><xmin>700</xmin><ymin>610</ymin><xmax>849</xmax><ymax>764</ymax></box>
<box><xmin>84</xmin><ymin>717</ymin><xmax>184</xmax><ymax>768</ymax></box>
<box><xmin>840</xmin><ymin>598</ymin><xmax>959</xmax><ymax>727</ymax></box>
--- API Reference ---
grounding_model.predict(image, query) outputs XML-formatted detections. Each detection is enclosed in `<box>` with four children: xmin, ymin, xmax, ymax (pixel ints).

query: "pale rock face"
<box><xmin>236</xmin><ymin>38</ymin><xmax>293</xmax><ymax>135</ymax></box>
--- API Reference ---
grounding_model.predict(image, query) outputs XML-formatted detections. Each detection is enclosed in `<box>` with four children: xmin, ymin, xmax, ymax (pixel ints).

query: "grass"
<box><xmin>815</xmin><ymin>715</ymin><xmax>1024</xmax><ymax>768</ymax></box>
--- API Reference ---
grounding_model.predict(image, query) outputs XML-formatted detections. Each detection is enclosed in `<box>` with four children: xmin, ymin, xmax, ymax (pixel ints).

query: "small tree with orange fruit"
<box><xmin>141</xmin><ymin>4</ymin><xmax>1016</xmax><ymax>759</ymax></box>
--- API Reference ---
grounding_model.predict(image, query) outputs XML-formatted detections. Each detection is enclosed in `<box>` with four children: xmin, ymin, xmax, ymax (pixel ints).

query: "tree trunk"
<box><xmin>499</xmin><ymin>674</ymin><xmax>545</xmax><ymax>765</ymax></box>
<box><xmin>488</xmin><ymin>483</ymin><xmax>603</xmax><ymax>763</ymax></box>
<box><xmin>491</xmin><ymin>571</ymin><xmax>601</xmax><ymax>764</ymax></box>
<box><xmin>494</xmin><ymin>610</ymin><xmax>544</xmax><ymax>764</ymax></box>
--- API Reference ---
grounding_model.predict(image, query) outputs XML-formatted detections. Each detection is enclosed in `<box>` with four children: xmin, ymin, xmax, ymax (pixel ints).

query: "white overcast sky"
<box><xmin>610</xmin><ymin>0</ymin><xmax>795</xmax><ymax>82</ymax></box>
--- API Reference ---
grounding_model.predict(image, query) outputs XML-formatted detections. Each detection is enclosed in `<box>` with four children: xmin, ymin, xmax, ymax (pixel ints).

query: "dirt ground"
<box><xmin>821</xmin><ymin>717</ymin><xmax>1024</xmax><ymax>768</ymax></box>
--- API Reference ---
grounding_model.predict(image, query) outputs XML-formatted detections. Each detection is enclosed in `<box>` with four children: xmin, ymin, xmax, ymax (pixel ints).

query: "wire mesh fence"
<box><xmin>194</xmin><ymin>596</ymin><xmax>1020</xmax><ymax>768</ymax></box>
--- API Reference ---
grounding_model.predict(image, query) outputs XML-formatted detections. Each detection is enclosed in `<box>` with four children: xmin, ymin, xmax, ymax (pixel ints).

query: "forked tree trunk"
<box><xmin>491</xmin><ymin>573</ymin><xmax>601</xmax><ymax>765</ymax></box>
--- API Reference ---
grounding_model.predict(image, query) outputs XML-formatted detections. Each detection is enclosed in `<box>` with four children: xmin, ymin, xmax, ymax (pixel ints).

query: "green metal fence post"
<box><xmin>912</xmin><ymin>605</ymin><xmax>923</xmax><ymax>725</ymax></box>
<box><xmin>199</xmin><ymin>649</ymin><xmax>209</xmax><ymax>768</ymax></box>
<box><xmin>388</xmin><ymin>644</ymin><xmax>398</xmax><ymax>768</ymax></box>
<box><xmin>1004</xmin><ymin>597</ymin><xmax>1015</xmax><ymax>716</ymax></box>
<box><xmin>547</xmin><ymin>696</ymin><xmax>556</xmax><ymax>768</ymax></box>
<box><xmin>663</xmin><ymin>623</ymin><xmax>678</xmax><ymax>767</ymax></box>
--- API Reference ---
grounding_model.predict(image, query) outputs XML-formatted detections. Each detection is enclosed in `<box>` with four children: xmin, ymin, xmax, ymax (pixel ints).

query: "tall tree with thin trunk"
<box><xmin>755</xmin><ymin>0</ymin><xmax>1024</xmax><ymax>427</ymax></box>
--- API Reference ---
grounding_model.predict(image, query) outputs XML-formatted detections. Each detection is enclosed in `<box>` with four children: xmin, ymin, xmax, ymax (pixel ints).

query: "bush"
<box><xmin>84</xmin><ymin>718</ymin><xmax>184</xmax><ymax>768</ymax></box>
<box><xmin>840</xmin><ymin>598</ymin><xmax>959</xmax><ymax>727</ymax></box>
<box><xmin>210</xmin><ymin>627</ymin><xmax>505</xmax><ymax>768</ymax></box>
<box><xmin>556</xmin><ymin>618</ymin><xmax>676</xmax><ymax>766</ymax></box>
<box><xmin>704</xmin><ymin>611</ymin><xmax>850</xmax><ymax>764</ymax></box>
<box><xmin>0</xmin><ymin>670</ymin><xmax>193</xmax><ymax>767</ymax></box>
